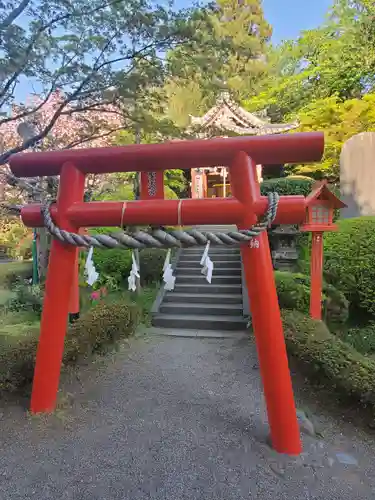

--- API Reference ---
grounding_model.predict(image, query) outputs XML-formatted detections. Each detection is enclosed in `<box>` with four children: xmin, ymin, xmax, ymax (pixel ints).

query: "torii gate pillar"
<box><xmin>230</xmin><ymin>153</ymin><xmax>301</xmax><ymax>455</ymax></box>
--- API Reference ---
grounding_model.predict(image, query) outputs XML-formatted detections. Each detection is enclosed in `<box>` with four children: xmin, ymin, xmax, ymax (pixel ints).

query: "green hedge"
<box><xmin>282</xmin><ymin>310</ymin><xmax>375</xmax><ymax>409</ymax></box>
<box><xmin>338</xmin><ymin>323</ymin><xmax>375</xmax><ymax>356</ymax></box>
<box><xmin>324</xmin><ymin>217</ymin><xmax>375</xmax><ymax>315</ymax></box>
<box><xmin>93</xmin><ymin>248</ymin><xmax>132</xmax><ymax>284</ymax></box>
<box><xmin>139</xmin><ymin>248</ymin><xmax>167</xmax><ymax>284</ymax></box>
<box><xmin>0</xmin><ymin>300</ymin><xmax>140</xmax><ymax>395</ymax></box>
<box><xmin>261</xmin><ymin>176</ymin><xmax>314</xmax><ymax>197</ymax></box>
<box><xmin>63</xmin><ymin>300</ymin><xmax>140</xmax><ymax>363</ymax></box>
<box><xmin>275</xmin><ymin>271</ymin><xmax>349</xmax><ymax>325</ymax></box>
<box><xmin>93</xmin><ymin>248</ymin><xmax>166</xmax><ymax>286</ymax></box>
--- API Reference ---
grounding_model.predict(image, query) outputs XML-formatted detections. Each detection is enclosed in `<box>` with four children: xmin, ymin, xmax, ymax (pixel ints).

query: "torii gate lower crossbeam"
<box><xmin>9</xmin><ymin>132</ymin><xmax>325</xmax><ymax>455</ymax></box>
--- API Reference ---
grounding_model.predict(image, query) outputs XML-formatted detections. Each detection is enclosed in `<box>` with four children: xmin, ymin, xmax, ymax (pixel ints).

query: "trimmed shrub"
<box><xmin>261</xmin><ymin>176</ymin><xmax>314</xmax><ymax>197</ymax></box>
<box><xmin>63</xmin><ymin>300</ymin><xmax>140</xmax><ymax>363</ymax></box>
<box><xmin>0</xmin><ymin>333</ymin><xmax>39</xmax><ymax>393</ymax></box>
<box><xmin>92</xmin><ymin>247</ymin><xmax>166</xmax><ymax>286</ymax></box>
<box><xmin>93</xmin><ymin>248</ymin><xmax>132</xmax><ymax>285</ymax></box>
<box><xmin>275</xmin><ymin>271</ymin><xmax>349</xmax><ymax>325</ymax></box>
<box><xmin>282</xmin><ymin>309</ymin><xmax>375</xmax><ymax>408</ymax></box>
<box><xmin>139</xmin><ymin>248</ymin><xmax>167</xmax><ymax>285</ymax></box>
<box><xmin>0</xmin><ymin>300</ymin><xmax>141</xmax><ymax>395</ymax></box>
<box><xmin>324</xmin><ymin>217</ymin><xmax>375</xmax><ymax>315</ymax></box>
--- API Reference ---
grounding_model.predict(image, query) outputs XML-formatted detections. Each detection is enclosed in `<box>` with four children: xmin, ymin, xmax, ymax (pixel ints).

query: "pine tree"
<box><xmin>212</xmin><ymin>0</ymin><xmax>272</xmax><ymax>96</ymax></box>
<box><xmin>171</xmin><ymin>0</ymin><xmax>272</xmax><ymax>96</ymax></box>
<box><xmin>165</xmin><ymin>0</ymin><xmax>272</xmax><ymax>125</ymax></box>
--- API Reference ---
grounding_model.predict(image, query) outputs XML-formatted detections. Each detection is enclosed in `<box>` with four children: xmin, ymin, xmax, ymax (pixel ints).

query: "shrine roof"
<box><xmin>306</xmin><ymin>181</ymin><xmax>346</xmax><ymax>209</ymax></box>
<box><xmin>189</xmin><ymin>92</ymin><xmax>299</xmax><ymax>136</ymax></box>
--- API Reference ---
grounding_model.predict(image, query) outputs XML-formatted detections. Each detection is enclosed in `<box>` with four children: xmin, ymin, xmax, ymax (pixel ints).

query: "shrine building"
<box><xmin>188</xmin><ymin>92</ymin><xmax>298</xmax><ymax>198</ymax></box>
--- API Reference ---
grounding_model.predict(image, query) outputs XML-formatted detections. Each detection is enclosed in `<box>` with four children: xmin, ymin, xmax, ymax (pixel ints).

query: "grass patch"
<box><xmin>0</xmin><ymin>288</ymin><xmax>14</xmax><ymax>305</ymax></box>
<box><xmin>0</xmin><ymin>261</ymin><xmax>32</xmax><ymax>287</ymax></box>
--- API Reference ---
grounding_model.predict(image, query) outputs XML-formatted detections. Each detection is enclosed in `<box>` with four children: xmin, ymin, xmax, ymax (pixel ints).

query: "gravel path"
<box><xmin>0</xmin><ymin>333</ymin><xmax>374</xmax><ymax>499</ymax></box>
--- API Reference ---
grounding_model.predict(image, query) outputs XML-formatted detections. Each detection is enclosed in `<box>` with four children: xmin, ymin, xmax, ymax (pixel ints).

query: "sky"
<box><xmin>262</xmin><ymin>0</ymin><xmax>333</xmax><ymax>44</ymax></box>
<box><xmin>13</xmin><ymin>0</ymin><xmax>333</xmax><ymax>104</ymax></box>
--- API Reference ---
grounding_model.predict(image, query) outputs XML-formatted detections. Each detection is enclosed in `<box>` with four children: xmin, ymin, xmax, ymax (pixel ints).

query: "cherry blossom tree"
<box><xmin>0</xmin><ymin>90</ymin><xmax>124</xmax><ymax>203</ymax></box>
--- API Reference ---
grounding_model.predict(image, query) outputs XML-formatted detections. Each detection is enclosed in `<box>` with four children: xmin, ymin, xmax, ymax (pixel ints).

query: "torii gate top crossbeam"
<box><xmin>9</xmin><ymin>132</ymin><xmax>324</xmax><ymax>178</ymax></box>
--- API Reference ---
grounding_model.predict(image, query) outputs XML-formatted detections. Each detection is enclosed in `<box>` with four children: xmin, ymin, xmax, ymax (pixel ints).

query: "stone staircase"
<box><xmin>152</xmin><ymin>226</ymin><xmax>247</xmax><ymax>332</ymax></box>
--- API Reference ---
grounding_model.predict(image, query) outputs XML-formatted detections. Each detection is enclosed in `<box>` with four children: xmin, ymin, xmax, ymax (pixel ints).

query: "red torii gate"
<box><xmin>9</xmin><ymin>132</ymin><xmax>324</xmax><ymax>455</ymax></box>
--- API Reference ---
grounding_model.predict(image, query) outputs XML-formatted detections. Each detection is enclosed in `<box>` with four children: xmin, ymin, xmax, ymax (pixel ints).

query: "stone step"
<box><xmin>152</xmin><ymin>313</ymin><xmax>247</xmax><ymax>331</ymax></box>
<box><xmin>174</xmin><ymin>283</ymin><xmax>242</xmax><ymax>295</ymax></box>
<box><xmin>177</xmin><ymin>259</ymin><xmax>241</xmax><ymax>268</ymax></box>
<box><xmin>177</xmin><ymin>274</ymin><xmax>241</xmax><ymax>285</ymax></box>
<box><xmin>160</xmin><ymin>302</ymin><xmax>243</xmax><ymax>316</ymax></box>
<box><xmin>146</xmin><ymin>327</ymin><xmax>248</xmax><ymax>339</ymax></box>
<box><xmin>181</xmin><ymin>248</ymin><xmax>240</xmax><ymax>256</ymax></box>
<box><xmin>179</xmin><ymin>254</ymin><xmax>241</xmax><ymax>263</ymax></box>
<box><xmin>176</xmin><ymin>267</ymin><xmax>241</xmax><ymax>276</ymax></box>
<box><xmin>164</xmin><ymin>292</ymin><xmax>243</xmax><ymax>305</ymax></box>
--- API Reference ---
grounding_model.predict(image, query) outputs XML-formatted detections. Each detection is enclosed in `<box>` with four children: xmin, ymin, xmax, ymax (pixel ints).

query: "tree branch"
<box><xmin>0</xmin><ymin>0</ymin><xmax>31</xmax><ymax>31</ymax></box>
<box><xmin>63</xmin><ymin>126</ymin><xmax>125</xmax><ymax>149</ymax></box>
<box><xmin>0</xmin><ymin>0</ymin><xmax>126</xmax><ymax>104</ymax></box>
<box><xmin>0</xmin><ymin>203</ymin><xmax>23</xmax><ymax>215</ymax></box>
<box><xmin>0</xmin><ymin>167</ymin><xmax>41</xmax><ymax>194</ymax></box>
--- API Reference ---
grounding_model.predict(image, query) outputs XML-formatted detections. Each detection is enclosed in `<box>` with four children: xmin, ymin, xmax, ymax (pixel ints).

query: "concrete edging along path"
<box><xmin>0</xmin><ymin>332</ymin><xmax>374</xmax><ymax>499</ymax></box>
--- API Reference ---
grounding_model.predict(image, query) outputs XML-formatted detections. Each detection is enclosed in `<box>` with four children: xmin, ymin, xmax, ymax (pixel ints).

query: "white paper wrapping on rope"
<box><xmin>200</xmin><ymin>242</ymin><xmax>214</xmax><ymax>283</ymax></box>
<box><xmin>162</xmin><ymin>249</ymin><xmax>176</xmax><ymax>291</ymax></box>
<box><xmin>128</xmin><ymin>251</ymin><xmax>140</xmax><ymax>292</ymax></box>
<box><xmin>85</xmin><ymin>247</ymin><xmax>99</xmax><ymax>286</ymax></box>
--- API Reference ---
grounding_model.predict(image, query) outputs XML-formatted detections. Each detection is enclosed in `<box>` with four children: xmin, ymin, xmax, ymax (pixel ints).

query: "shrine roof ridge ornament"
<box><xmin>189</xmin><ymin>91</ymin><xmax>299</xmax><ymax>136</ymax></box>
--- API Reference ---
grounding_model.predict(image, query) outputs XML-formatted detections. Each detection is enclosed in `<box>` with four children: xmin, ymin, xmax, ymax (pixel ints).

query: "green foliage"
<box><xmin>139</xmin><ymin>249</ymin><xmax>167</xmax><ymax>285</ymax></box>
<box><xmin>339</xmin><ymin>323</ymin><xmax>375</xmax><ymax>356</ymax></box>
<box><xmin>282</xmin><ymin>309</ymin><xmax>375</xmax><ymax>409</ymax></box>
<box><xmin>0</xmin><ymin>213</ymin><xmax>32</xmax><ymax>260</ymax></box>
<box><xmin>94</xmin><ymin>173</ymin><xmax>181</xmax><ymax>202</ymax></box>
<box><xmin>0</xmin><ymin>261</ymin><xmax>32</xmax><ymax>288</ymax></box>
<box><xmin>165</xmin><ymin>0</ymin><xmax>272</xmax><ymax>124</ymax></box>
<box><xmin>275</xmin><ymin>271</ymin><xmax>349</xmax><ymax>325</ymax></box>
<box><xmin>294</xmin><ymin>93</ymin><xmax>375</xmax><ymax>179</ymax></box>
<box><xmin>0</xmin><ymin>0</ymin><xmax>196</xmax><ymax>166</ymax></box>
<box><xmin>92</xmin><ymin>247</ymin><xmax>166</xmax><ymax>287</ymax></box>
<box><xmin>5</xmin><ymin>284</ymin><xmax>43</xmax><ymax>316</ymax></box>
<box><xmin>243</xmin><ymin>1</ymin><xmax>375</xmax><ymax>180</ymax></box>
<box><xmin>63</xmin><ymin>300</ymin><xmax>140</xmax><ymax>363</ymax></box>
<box><xmin>0</xmin><ymin>333</ymin><xmax>39</xmax><ymax>394</ymax></box>
<box><xmin>0</xmin><ymin>298</ymin><xmax>143</xmax><ymax>395</ymax></box>
<box><xmin>93</xmin><ymin>249</ymin><xmax>132</xmax><ymax>286</ymax></box>
<box><xmin>261</xmin><ymin>177</ymin><xmax>314</xmax><ymax>197</ymax></box>
<box><xmin>324</xmin><ymin>217</ymin><xmax>375</xmax><ymax>315</ymax></box>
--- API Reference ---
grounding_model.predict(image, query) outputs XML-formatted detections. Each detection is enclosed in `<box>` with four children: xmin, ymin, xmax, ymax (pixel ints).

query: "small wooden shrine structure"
<box><xmin>188</xmin><ymin>92</ymin><xmax>298</xmax><ymax>198</ymax></box>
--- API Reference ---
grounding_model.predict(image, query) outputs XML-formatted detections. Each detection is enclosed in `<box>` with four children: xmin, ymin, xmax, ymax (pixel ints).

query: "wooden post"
<box><xmin>310</xmin><ymin>232</ymin><xmax>324</xmax><ymax>320</ymax></box>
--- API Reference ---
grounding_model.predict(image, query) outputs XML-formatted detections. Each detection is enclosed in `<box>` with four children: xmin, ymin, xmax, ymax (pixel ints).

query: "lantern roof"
<box><xmin>305</xmin><ymin>181</ymin><xmax>346</xmax><ymax>209</ymax></box>
<box><xmin>189</xmin><ymin>92</ymin><xmax>299</xmax><ymax>137</ymax></box>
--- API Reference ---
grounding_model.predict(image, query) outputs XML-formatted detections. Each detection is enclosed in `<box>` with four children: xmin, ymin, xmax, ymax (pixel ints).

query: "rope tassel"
<box><xmin>41</xmin><ymin>193</ymin><xmax>280</xmax><ymax>250</ymax></box>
